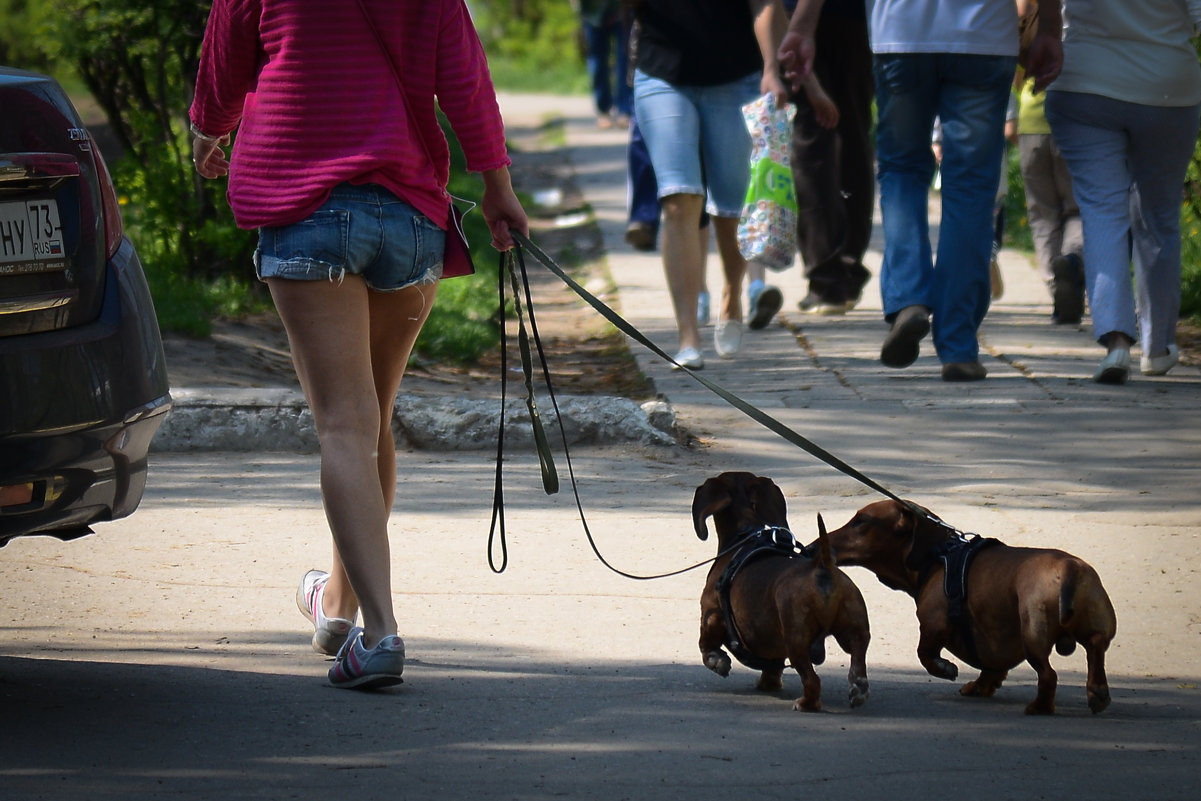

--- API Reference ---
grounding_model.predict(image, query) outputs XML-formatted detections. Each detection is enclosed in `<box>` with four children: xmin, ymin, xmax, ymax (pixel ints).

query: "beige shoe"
<box><xmin>714</xmin><ymin>320</ymin><xmax>744</xmax><ymax>359</ymax></box>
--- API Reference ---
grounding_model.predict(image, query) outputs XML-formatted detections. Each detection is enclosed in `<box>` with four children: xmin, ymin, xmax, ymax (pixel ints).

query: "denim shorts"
<box><xmin>632</xmin><ymin>70</ymin><xmax>760</xmax><ymax>218</ymax></box>
<box><xmin>255</xmin><ymin>183</ymin><xmax>444</xmax><ymax>291</ymax></box>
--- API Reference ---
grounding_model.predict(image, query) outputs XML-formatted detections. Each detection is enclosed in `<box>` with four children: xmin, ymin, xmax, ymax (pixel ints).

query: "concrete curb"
<box><xmin>152</xmin><ymin>387</ymin><xmax>679</xmax><ymax>452</ymax></box>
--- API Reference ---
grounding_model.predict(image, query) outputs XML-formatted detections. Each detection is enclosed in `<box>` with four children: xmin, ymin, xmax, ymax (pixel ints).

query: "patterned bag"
<box><xmin>737</xmin><ymin>93</ymin><xmax>797</xmax><ymax>271</ymax></box>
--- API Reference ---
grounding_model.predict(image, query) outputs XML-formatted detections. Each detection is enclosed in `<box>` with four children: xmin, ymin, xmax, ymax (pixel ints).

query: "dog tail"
<box><xmin>815</xmin><ymin>514</ymin><xmax>836</xmax><ymax>571</ymax></box>
<box><xmin>1056</xmin><ymin>560</ymin><xmax>1080</xmax><ymax>656</ymax></box>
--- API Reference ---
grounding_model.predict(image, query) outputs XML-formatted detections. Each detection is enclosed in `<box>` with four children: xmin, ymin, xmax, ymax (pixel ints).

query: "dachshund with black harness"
<box><xmin>692</xmin><ymin>472</ymin><xmax>871</xmax><ymax>712</ymax></box>
<box><xmin>824</xmin><ymin>499</ymin><xmax>1117</xmax><ymax>715</ymax></box>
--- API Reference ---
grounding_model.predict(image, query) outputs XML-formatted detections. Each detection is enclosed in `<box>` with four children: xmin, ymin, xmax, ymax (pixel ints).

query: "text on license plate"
<box><xmin>0</xmin><ymin>199</ymin><xmax>66</xmax><ymax>274</ymax></box>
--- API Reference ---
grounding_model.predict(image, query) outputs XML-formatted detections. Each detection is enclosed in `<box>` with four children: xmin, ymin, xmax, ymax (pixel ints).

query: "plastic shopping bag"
<box><xmin>737</xmin><ymin>93</ymin><xmax>797</xmax><ymax>271</ymax></box>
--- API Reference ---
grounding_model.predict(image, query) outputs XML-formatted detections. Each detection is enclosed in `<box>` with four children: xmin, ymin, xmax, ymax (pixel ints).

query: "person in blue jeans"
<box><xmin>579</xmin><ymin>0</ymin><xmax>632</xmax><ymax>129</ymax></box>
<box><xmin>782</xmin><ymin>0</ymin><xmax>1019</xmax><ymax>381</ymax></box>
<box><xmin>1032</xmin><ymin>0</ymin><xmax>1201</xmax><ymax>383</ymax></box>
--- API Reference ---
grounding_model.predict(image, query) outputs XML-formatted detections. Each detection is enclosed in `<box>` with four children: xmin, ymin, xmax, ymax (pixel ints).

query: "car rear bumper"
<box><xmin>0</xmin><ymin>237</ymin><xmax>172</xmax><ymax>544</ymax></box>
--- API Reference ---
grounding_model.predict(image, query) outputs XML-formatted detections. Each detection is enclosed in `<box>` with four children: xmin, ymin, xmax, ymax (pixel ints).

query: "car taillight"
<box><xmin>89</xmin><ymin>139</ymin><xmax>124</xmax><ymax>259</ymax></box>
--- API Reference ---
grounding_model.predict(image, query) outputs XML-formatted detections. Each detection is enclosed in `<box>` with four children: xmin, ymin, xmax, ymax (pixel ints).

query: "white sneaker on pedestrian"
<box><xmin>1093</xmin><ymin>348</ymin><xmax>1131</xmax><ymax>384</ymax></box>
<box><xmin>714</xmin><ymin>320</ymin><xmax>743</xmax><ymax>359</ymax></box>
<box><xmin>672</xmin><ymin>347</ymin><xmax>704</xmax><ymax>370</ymax></box>
<box><xmin>296</xmin><ymin>569</ymin><xmax>357</xmax><ymax>656</ymax></box>
<box><xmin>1140</xmin><ymin>343</ymin><xmax>1179</xmax><ymax>376</ymax></box>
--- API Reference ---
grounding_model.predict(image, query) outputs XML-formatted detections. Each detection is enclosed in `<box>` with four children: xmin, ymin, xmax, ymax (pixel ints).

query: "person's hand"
<box><xmin>778</xmin><ymin>29</ymin><xmax>816</xmax><ymax>94</ymax></box>
<box><xmin>811</xmin><ymin>93</ymin><xmax>839</xmax><ymax>129</ymax></box>
<box><xmin>1027</xmin><ymin>33</ymin><xmax>1062</xmax><ymax>93</ymax></box>
<box><xmin>192</xmin><ymin>132</ymin><xmax>231</xmax><ymax>179</ymax></box>
<box><xmin>761</xmin><ymin>70</ymin><xmax>789</xmax><ymax>108</ymax></box>
<box><xmin>480</xmin><ymin>166</ymin><xmax>529</xmax><ymax>251</ymax></box>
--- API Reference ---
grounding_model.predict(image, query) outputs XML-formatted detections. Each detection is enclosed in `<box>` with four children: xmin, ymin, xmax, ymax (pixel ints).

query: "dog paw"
<box><xmin>793</xmin><ymin>697</ymin><xmax>822</xmax><ymax>713</ymax></box>
<box><xmin>756</xmin><ymin>673</ymin><xmax>784</xmax><ymax>692</ymax></box>
<box><xmin>848</xmin><ymin>677</ymin><xmax>869</xmax><ymax>708</ymax></box>
<box><xmin>1088</xmin><ymin>686</ymin><xmax>1111</xmax><ymax>715</ymax></box>
<box><xmin>704</xmin><ymin>650</ymin><xmax>731</xmax><ymax>677</ymax></box>
<box><xmin>960</xmin><ymin>679</ymin><xmax>997</xmax><ymax>698</ymax></box>
<box><xmin>926</xmin><ymin>658</ymin><xmax>958</xmax><ymax>681</ymax></box>
<box><xmin>1024</xmin><ymin>699</ymin><xmax>1056</xmax><ymax>715</ymax></box>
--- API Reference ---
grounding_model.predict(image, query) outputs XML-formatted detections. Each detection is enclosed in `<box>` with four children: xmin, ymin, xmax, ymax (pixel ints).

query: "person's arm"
<box><xmin>751</xmin><ymin>0</ymin><xmax>790</xmax><ymax>104</ymax></box>
<box><xmin>480</xmin><ymin>166</ymin><xmax>529</xmax><ymax>251</ymax></box>
<box><xmin>1026</xmin><ymin>0</ymin><xmax>1063</xmax><ymax>93</ymax></box>
<box><xmin>190</xmin><ymin>0</ymin><xmax>261</xmax><ymax>178</ymax></box>
<box><xmin>803</xmin><ymin>73</ymin><xmax>840</xmax><ymax>129</ymax></box>
<box><xmin>777</xmin><ymin>0</ymin><xmax>827</xmax><ymax>93</ymax></box>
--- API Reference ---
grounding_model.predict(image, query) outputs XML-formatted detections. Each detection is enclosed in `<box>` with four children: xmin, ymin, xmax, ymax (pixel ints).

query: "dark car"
<box><xmin>0</xmin><ymin>66</ymin><xmax>171</xmax><ymax>547</ymax></box>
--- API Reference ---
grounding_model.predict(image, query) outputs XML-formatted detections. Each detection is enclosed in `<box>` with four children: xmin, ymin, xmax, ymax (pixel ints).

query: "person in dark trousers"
<box><xmin>786</xmin><ymin>0</ymin><xmax>874</xmax><ymax>316</ymax></box>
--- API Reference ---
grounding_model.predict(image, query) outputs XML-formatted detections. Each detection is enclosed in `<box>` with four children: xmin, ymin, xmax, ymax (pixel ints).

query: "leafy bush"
<box><xmin>471</xmin><ymin>0</ymin><xmax>588</xmax><ymax>93</ymax></box>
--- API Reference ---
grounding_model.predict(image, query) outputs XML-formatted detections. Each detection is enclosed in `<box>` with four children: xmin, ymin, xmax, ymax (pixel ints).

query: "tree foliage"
<box><xmin>39</xmin><ymin>0</ymin><xmax>253</xmax><ymax>286</ymax></box>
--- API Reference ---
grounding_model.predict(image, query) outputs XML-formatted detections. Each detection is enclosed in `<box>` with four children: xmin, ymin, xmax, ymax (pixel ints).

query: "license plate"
<box><xmin>0</xmin><ymin>199</ymin><xmax>66</xmax><ymax>275</ymax></box>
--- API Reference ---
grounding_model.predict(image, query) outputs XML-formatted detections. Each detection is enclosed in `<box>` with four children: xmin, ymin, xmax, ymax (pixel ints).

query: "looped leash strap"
<box><xmin>489</xmin><ymin>249</ymin><xmax>558</xmax><ymax>573</ymax></box>
<box><xmin>488</xmin><ymin>243</ymin><xmax>732</xmax><ymax>580</ymax></box>
<box><xmin>510</xmin><ymin>232</ymin><xmax>908</xmax><ymax>505</ymax></box>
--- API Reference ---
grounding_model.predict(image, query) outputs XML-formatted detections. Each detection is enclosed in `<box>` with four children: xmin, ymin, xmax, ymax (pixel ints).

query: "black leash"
<box><xmin>488</xmin><ymin>243</ymin><xmax>724</xmax><ymax>579</ymax></box>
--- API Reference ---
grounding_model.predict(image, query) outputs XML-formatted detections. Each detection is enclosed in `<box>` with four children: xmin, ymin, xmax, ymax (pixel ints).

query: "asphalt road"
<box><xmin>1</xmin><ymin>448</ymin><xmax>1197</xmax><ymax>801</ymax></box>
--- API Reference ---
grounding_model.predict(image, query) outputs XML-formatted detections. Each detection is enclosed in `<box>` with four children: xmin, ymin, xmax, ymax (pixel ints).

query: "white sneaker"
<box><xmin>296</xmin><ymin>569</ymin><xmax>357</xmax><ymax>655</ymax></box>
<box><xmin>714</xmin><ymin>320</ymin><xmax>743</xmax><ymax>359</ymax></box>
<box><xmin>1093</xmin><ymin>348</ymin><xmax>1131</xmax><ymax>385</ymax></box>
<box><xmin>1140</xmin><ymin>343</ymin><xmax>1179</xmax><ymax>376</ymax></box>
<box><xmin>671</xmin><ymin>347</ymin><xmax>704</xmax><ymax>370</ymax></box>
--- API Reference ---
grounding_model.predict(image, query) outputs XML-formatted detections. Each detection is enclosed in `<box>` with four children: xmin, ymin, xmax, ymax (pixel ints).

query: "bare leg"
<box><xmin>711</xmin><ymin>215</ymin><xmax>746</xmax><ymax>323</ymax></box>
<box><xmin>660</xmin><ymin>192</ymin><xmax>706</xmax><ymax>351</ymax></box>
<box><xmin>268</xmin><ymin>275</ymin><xmax>436</xmax><ymax>649</ymax></box>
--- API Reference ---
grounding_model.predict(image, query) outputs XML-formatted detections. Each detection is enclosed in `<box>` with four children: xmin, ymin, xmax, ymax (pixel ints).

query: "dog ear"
<box><xmin>903</xmin><ymin>501</ymin><xmax>945</xmax><ymax>573</ymax></box>
<box><xmin>749</xmin><ymin>476</ymin><xmax>788</xmax><ymax>524</ymax></box>
<box><xmin>692</xmin><ymin>478</ymin><xmax>731</xmax><ymax>540</ymax></box>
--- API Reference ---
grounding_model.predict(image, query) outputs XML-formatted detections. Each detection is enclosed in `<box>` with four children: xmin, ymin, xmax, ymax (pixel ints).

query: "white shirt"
<box><xmin>867</xmin><ymin>0</ymin><xmax>1019</xmax><ymax>56</ymax></box>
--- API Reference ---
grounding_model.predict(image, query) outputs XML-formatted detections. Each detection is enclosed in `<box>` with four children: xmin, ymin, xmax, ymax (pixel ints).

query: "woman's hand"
<box><xmin>480</xmin><ymin>166</ymin><xmax>529</xmax><ymax>251</ymax></box>
<box><xmin>192</xmin><ymin>130</ymin><xmax>231</xmax><ymax>179</ymax></box>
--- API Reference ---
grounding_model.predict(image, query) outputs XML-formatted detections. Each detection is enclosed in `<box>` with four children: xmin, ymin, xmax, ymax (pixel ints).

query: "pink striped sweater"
<box><xmin>190</xmin><ymin>0</ymin><xmax>510</xmax><ymax>231</ymax></box>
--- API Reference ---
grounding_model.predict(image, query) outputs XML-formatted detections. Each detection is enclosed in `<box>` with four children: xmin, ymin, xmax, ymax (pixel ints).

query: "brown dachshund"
<box><xmin>825</xmin><ymin>499</ymin><xmax>1117</xmax><ymax>715</ymax></box>
<box><xmin>692</xmin><ymin>472</ymin><xmax>871</xmax><ymax>712</ymax></box>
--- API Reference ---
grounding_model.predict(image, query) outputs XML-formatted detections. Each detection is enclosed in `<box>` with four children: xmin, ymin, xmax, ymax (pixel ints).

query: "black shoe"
<box><xmin>798</xmin><ymin>290</ymin><xmax>848</xmax><ymax>316</ymax></box>
<box><xmin>748</xmin><ymin>285</ymin><xmax>783</xmax><ymax>330</ymax></box>
<box><xmin>844</xmin><ymin>264</ymin><xmax>871</xmax><ymax>310</ymax></box>
<box><xmin>1051</xmin><ymin>254</ymin><xmax>1084</xmax><ymax>324</ymax></box>
<box><xmin>880</xmin><ymin>305</ymin><xmax>930</xmax><ymax>368</ymax></box>
<box><xmin>624</xmin><ymin>221</ymin><xmax>657</xmax><ymax>252</ymax></box>
<box><xmin>941</xmin><ymin>361</ymin><xmax>988</xmax><ymax>381</ymax></box>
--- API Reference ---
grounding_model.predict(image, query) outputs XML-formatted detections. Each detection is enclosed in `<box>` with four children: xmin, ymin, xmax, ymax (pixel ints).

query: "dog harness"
<box><xmin>716</xmin><ymin>525</ymin><xmax>814</xmax><ymax>671</ymax></box>
<box><xmin>928</xmin><ymin>532</ymin><xmax>1000</xmax><ymax>667</ymax></box>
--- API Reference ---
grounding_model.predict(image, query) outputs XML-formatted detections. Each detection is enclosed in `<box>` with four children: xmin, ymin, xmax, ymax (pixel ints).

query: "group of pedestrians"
<box><xmin>186</xmin><ymin>0</ymin><xmax>1198</xmax><ymax>691</ymax></box>
<box><xmin>588</xmin><ymin>0</ymin><xmax>1198</xmax><ymax>386</ymax></box>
